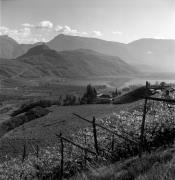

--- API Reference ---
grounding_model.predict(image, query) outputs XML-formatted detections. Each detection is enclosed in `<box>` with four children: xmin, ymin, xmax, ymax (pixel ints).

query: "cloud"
<box><xmin>0</xmin><ymin>26</ymin><xmax>9</xmax><ymax>35</ymax></box>
<box><xmin>0</xmin><ymin>21</ymin><xmax>103</xmax><ymax>44</ymax></box>
<box><xmin>112</xmin><ymin>31</ymin><xmax>123</xmax><ymax>35</ymax></box>
<box><xmin>81</xmin><ymin>32</ymin><xmax>88</xmax><ymax>36</ymax></box>
<box><xmin>55</xmin><ymin>25</ymin><xmax>63</xmax><ymax>31</ymax></box>
<box><xmin>18</xmin><ymin>27</ymin><xmax>31</xmax><ymax>36</ymax></box>
<box><xmin>36</xmin><ymin>21</ymin><xmax>53</xmax><ymax>29</ymax></box>
<box><xmin>22</xmin><ymin>21</ymin><xmax>53</xmax><ymax>29</ymax></box>
<box><xmin>22</xmin><ymin>23</ymin><xmax>34</xmax><ymax>28</ymax></box>
<box><xmin>55</xmin><ymin>25</ymin><xmax>77</xmax><ymax>35</ymax></box>
<box><xmin>55</xmin><ymin>25</ymin><xmax>89</xmax><ymax>37</ymax></box>
<box><xmin>153</xmin><ymin>36</ymin><xmax>165</xmax><ymax>39</ymax></box>
<box><xmin>0</xmin><ymin>26</ymin><xmax>33</xmax><ymax>43</ymax></box>
<box><xmin>91</xmin><ymin>30</ymin><xmax>102</xmax><ymax>37</ymax></box>
<box><xmin>0</xmin><ymin>22</ymin><xmax>55</xmax><ymax>43</ymax></box>
<box><xmin>10</xmin><ymin>28</ymin><xmax>32</xmax><ymax>43</ymax></box>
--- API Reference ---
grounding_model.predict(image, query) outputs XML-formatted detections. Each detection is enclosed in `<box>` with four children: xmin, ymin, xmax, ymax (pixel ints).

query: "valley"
<box><xmin>0</xmin><ymin>34</ymin><xmax>175</xmax><ymax>179</ymax></box>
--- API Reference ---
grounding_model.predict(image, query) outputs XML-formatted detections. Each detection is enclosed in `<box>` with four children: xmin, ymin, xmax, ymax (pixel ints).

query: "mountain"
<box><xmin>0</xmin><ymin>34</ymin><xmax>136</xmax><ymax>65</ymax></box>
<box><xmin>0</xmin><ymin>35</ymin><xmax>19</xmax><ymax>59</ymax></box>
<box><xmin>127</xmin><ymin>38</ymin><xmax>175</xmax><ymax>72</ymax></box>
<box><xmin>47</xmin><ymin>35</ymin><xmax>175</xmax><ymax>72</ymax></box>
<box><xmin>1</xmin><ymin>34</ymin><xmax>175</xmax><ymax>72</ymax></box>
<box><xmin>47</xmin><ymin>34</ymin><xmax>136</xmax><ymax>64</ymax></box>
<box><xmin>0</xmin><ymin>44</ymin><xmax>137</xmax><ymax>82</ymax></box>
<box><xmin>0</xmin><ymin>35</ymin><xmax>41</xmax><ymax>59</ymax></box>
<box><xmin>18</xmin><ymin>44</ymin><xmax>137</xmax><ymax>77</ymax></box>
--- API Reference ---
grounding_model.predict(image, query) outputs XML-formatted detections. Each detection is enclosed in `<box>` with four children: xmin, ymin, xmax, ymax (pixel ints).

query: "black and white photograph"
<box><xmin>0</xmin><ymin>0</ymin><xmax>175</xmax><ymax>179</ymax></box>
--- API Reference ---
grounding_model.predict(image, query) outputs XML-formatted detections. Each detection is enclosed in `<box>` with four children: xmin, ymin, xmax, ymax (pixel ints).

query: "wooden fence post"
<box><xmin>84</xmin><ymin>129</ymin><xmax>87</xmax><ymax>167</ymax></box>
<box><xmin>84</xmin><ymin>128</ymin><xmax>87</xmax><ymax>146</ymax></box>
<box><xmin>60</xmin><ymin>133</ymin><xmax>64</xmax><ymax>180</ymax></box>
<box><xmin>84</xmin><ymin>149</ymin><xmax>87</xmax><ymax>168</ymax></box>
<box><xmin>22</xmin><ymin>143</ymin><xmax>26</xmax><ymax>163</ymax></box>
<box><xmin>36</xmin><ymin>144</ymin><xmax>39</xmax><ymax>158</ymax></box>
<box><xmin>111</xmin><ymin>134</ymin><xmax>115</xmax><ymax>152</ymax></box>
<box><xmin>73</xmin><ymin>113</ymin><xmax>138</xmax><ymax>144</ymax></box>
<box><xmin>139</xmin><ymin>81</ymin><xmax>149</xmax><ymax>157</ymax></box>
<box><xmin>92</xmin><ymin>116</ymin><xmax>99</xmax><ymax>155</ymax></box>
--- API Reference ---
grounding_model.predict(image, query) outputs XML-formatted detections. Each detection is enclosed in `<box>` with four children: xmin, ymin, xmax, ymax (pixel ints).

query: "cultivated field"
<box><xmin>0</xmin><ymin>80</ymin><xmax>175</xmax><ymax>179</ymax></box>
<box><xmin>0</xmin><ymin>87</ymin><xmax>175</xmax><ymax>179</ymax></box>
<box><xmin>0</xmin><ymin>102</ymin><xmax>140</xmax><ymax>156</ymax></box>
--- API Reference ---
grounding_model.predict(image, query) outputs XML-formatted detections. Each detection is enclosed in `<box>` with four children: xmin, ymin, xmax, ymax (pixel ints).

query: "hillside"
<box><xmin>128</xmin><ymin>38</ymin><xmax>175</xmax><ymax>72</ymax></box>
<box><xmin>0</xmin><ymin>88</ymin><xmax>175</xmax><ymax>179</ymax></box>
<box><xmin>113</xmin><ymin>86</ymin><xmax>154</xmax><ymax>104</ymax></box>
<box><xmin>0</xmin><ymin>35</ymin><xmax>40</xmax><ymax>59</ymax></box>
<box><xmin>0</xmin><ymin>35</ymin><xmax>19</xmax><ymax>59</ymax></box>
<box><xmin>0</xmin><ymin>44</ymin><xmax>137</xmax><ymax>82</ymax></box>
<box><xmin>47</xmin><ymin>34</ymin><xmax>135</xmax><ymax>64</ymax></box>
<box><xmin>48</xmin><ymin>35</ymin><xmax>175</xmax><ymax>72</ymax></box>
<box><xmin>1</xmin><ymin>35</ymin><xmax>175</xmax><ymax>72</ymax></box>
<box><xmin>75</xmin><ymin>148</ymin><xmax>175</xmax><ymax>180</ymax></box>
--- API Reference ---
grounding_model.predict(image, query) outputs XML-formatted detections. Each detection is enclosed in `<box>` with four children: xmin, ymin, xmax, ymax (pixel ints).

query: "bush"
<box><xmin>0</xmin><ymin>107</ymin><xmax>50</xmax><ymax>137</ymax></box>
<box><xmin>11</xmin><ymin>100</ymin><xmax>60</xmax><ymax>117</ymax></box>
<box><xmin>63</xmin><ymin>95</ymin><xmax>78</xmax><ymax>106</ymax></box>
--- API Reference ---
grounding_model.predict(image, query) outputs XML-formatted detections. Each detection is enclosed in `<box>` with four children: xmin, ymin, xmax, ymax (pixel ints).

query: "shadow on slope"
<box><xmin>113</xmin><ymin>86</ymin><xmax>154</xmax><ymax>104</ymax></box>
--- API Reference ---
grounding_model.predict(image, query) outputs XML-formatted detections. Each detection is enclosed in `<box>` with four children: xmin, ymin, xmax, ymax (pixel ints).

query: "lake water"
<box><xmin>121</xmin><ymin>78</ymin><xmax>175</xmax><ymax>88</ymax></box>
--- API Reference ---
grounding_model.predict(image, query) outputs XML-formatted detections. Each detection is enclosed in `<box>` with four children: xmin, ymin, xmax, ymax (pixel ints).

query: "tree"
<box><xmin>112</xmin><ymin>88</ymin><xmax>118</xmax><ymax>97</ymax></box>
<box><xmin>160</xmin><ymin>82</ymin><xmax>166</xmax><ymax>87</ymax></box>
<box><xmin>115</xmin><ymin>88</ymin><xmax>118</xmax><ymax>96</ymax></box>
<box><xmin>82</xmin><ymin>84</ymin><xmax>97</xmax><ymax>104</ymax></box>
<box><xmin>85</xmin><ymin>84</ymin><xmax>97</xmax><ymax>99</ymax></box>
<box><xmin>58</xmin><ymin>95</ymin><xmax>62</xmax><ymax>105</ymax></box>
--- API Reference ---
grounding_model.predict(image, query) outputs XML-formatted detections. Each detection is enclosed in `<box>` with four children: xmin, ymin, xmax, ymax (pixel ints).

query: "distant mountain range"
<box><xmin>0</xmin><ymin>44</ymin><xmax>137</xmax><ymax>83</ymax></box>
<box><xmin>0</xmin><ymin>35</ymin><xmax>42</xmax><ymax>59</ymax></box>
<box><xmin>1</xmin><ymin>34</ymin><xmax>175</xmax><ymax>72</ymax></box>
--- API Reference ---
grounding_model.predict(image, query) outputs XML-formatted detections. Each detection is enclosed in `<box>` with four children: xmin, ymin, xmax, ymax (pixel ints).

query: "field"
<box><xmin>1</xmin><ymin>78</ymin><xmax>175</xmax><ymax>179</ymax></box>
<box><xmin>0</xmin><ymin>102</ymin><xmax>140</xmax><ymax>156</ymax></box>
<box><xmin>0</xmin><ymin>76</ymin><xmax>132</xmax><ymax>136</ymax></box>
<box><xmin>0</xmin><ymin>87</ymin><xmax>175</xmax><ymax>179</ymax></box>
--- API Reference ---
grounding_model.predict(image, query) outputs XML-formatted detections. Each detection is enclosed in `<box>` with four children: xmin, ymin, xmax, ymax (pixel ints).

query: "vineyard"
<box><xmin>0</xmin><ymin>83</ymin><xmax>175</xmax><ymax>179</ymax></box>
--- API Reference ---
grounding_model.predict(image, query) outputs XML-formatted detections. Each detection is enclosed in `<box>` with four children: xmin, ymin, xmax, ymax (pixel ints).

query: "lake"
<box><xmin>120</xmin><ymin>78</ymin><xmax>175</xmax><ymax>88</ymax></box>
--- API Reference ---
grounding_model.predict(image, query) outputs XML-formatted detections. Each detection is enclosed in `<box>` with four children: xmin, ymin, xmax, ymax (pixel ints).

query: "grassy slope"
<box><xmin>1</xmin><ymin>93</ymin><xmax>175</xmax><ymax>179</ymax></box>
<box><xmin>0</xmin><ymin>103</ymin><xmax>139</xmax><ymax>156</ymax></box>
<box><xmin>3</xmin><ymin>104</ymin><xmax>134</xmax><ymax>139</ymax></box>
<box><xmin>113</xmin><ymin>86</ymin><xmax>153</xmax><ymax>104</ymax></box>
<box><xmin>73</xmin><ymin>147</ymin><xmax>175</xmax><ymax>180</ymax></box>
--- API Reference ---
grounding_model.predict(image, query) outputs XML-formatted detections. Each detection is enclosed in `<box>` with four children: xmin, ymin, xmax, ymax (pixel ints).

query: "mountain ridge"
<box><xmin>0</xmin><ymin>45</ymin><xmax>137</xmax><ymax>84</ymax></box>
<box><xmin>1</xmin><ymin>34</ymin><xmax>175</xmax><ymax>72</ymax></box>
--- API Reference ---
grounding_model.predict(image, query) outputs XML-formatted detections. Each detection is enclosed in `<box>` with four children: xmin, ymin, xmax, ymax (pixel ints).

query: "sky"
<box><xmin>0</xmin><ymin>0</ymin><xmax>175</xmax><ymax>44</ymax></box>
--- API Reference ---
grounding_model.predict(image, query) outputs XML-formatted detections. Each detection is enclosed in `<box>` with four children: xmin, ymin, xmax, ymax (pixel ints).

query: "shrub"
<box><xmin>63</xmin><ymin>95</ymin><xmax>77</xmax><ymax>106</ymax></box>
<box><xmin>0</xmin><ymin>107</ymin><xmax>50</xmax><ymax>137</ymax></box>
<box><xmin>11</xmin><ymin>100</ymin><xmax>60</xmax><ymax>117</ymax></box>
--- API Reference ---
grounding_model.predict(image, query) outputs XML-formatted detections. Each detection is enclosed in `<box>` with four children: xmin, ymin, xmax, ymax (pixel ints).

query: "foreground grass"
<box><xmin>73</xmin><ymin>147</ymin><xmax>175</xmax><ymax>180</ymax></box>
